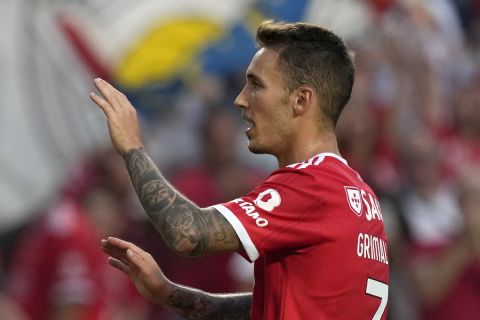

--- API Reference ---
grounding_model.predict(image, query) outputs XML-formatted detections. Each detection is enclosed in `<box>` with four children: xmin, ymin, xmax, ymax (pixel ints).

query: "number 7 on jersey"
<box><xmin>366</xmin><ymin>278</ymin><xmax>388</xmax><ymax>320</ymax></box>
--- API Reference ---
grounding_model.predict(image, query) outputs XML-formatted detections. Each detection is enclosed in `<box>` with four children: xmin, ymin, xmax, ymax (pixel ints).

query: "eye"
<box><xmin>245</xmin><ymin>74</ymin><xmax>264</xmax><ymax>94</ymax></box>
<box><xmin>251</xmin><ymin>80</ymin><xmax>262</xmax><ymax>90</ymax></box>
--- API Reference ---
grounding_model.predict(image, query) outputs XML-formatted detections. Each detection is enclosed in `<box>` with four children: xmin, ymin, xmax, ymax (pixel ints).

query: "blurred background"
<box><xmin>0</xmin><ymin>0</ymin><xmax>479</xmax><ymax>319</ymax></box>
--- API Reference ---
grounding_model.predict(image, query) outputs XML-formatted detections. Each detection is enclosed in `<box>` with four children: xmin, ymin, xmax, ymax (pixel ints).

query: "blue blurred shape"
<box><xmin>201</xmin><ymin>23</ymin><xmax>257</xmax><ymax>75</ymax></box>
<box><xmin>256</xmin><ymin>0</ymin><xmax>309</xmax><ymax>22</ymax></box>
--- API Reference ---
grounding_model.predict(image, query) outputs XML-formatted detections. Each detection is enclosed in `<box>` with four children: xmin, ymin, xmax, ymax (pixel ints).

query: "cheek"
<box><xmin>251</xmin><ymin>87</ymin><xmax>257</xmax><ymax>98</ymax></box>
<box><xmin>271</xmin><ymin>100</ymin><xmax>290</xmax><ymax>128</ymax></box>
<box><xmin>252</xmin><ymin>91</ymin><xmax>289</xmax><ymax>133</ymax></box>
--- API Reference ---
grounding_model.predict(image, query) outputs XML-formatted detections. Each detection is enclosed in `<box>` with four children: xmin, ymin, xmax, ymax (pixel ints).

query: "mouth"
<box><xmin>242</xmin><ymin>115</ymin><xmax>255</xmax><ymax>131</ymax></box>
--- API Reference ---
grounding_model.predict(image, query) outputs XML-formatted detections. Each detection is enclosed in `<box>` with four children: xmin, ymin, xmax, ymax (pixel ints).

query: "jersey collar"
<box><xmin>286</xmin><ymin>152</ymin><xmax>348</xmax><ymax>169</ymax></box>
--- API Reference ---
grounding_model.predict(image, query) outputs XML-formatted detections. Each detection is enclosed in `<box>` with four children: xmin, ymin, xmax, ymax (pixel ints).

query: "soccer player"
<box><xmin>91</xmin><ymin>20</ymin><xmax>389</xmax><ymax>320</ymax></box>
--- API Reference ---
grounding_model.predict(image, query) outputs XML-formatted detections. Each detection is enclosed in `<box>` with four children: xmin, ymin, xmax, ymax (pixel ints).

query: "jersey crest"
<box><xmin>345</xmin><ymin>186</ymin><xmax>362</xmax><ymax>216</ymax></box>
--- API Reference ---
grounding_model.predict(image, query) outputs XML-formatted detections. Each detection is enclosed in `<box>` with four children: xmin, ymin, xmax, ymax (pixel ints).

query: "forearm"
<box><xmin>162</xmin><ymin>282</ymin><xmax>251</xmax><ymax>320</ymax></box>
<box><xmin>123</xmin><ymin>148</ymin><xmax>239</xmax><ymax>255</ymax></box>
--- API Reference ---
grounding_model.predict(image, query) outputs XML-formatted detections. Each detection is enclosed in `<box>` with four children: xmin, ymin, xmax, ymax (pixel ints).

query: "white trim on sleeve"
<box><xmin>212</xmin><ymin>204</ymin><xmax>260</xmax><ymax>262</ymax></box>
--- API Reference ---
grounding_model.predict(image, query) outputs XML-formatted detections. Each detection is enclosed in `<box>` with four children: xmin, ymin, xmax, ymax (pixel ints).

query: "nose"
<box><xmin>234</xmin><ymin>85</ymin><xmax>248</xmax><ymax>109</ymax></box>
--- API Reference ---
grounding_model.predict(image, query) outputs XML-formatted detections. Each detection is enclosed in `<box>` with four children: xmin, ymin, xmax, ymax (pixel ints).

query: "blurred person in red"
<box><xmin>406</xmin><ymin>165</ymin><xmax>480</xmax><ymax>319</ymax></box>
<box><xmin>5</xmin><ymin>149</ymin><xmax>146</xmax><ymax>320</ymax></box>
<box><xmin>399</xmin><ymin>130</ymin><xmax>462</xmax><ymax>247</ymax></box>
<box><xmin>396</xmin><ymin>130</ymin><xmax>465</xmax><ymax>319</ymax></box>
<box><xmin>440</xmin><ymin>77</ymin><xmax>480</xmax><ymax>182</ymax></box>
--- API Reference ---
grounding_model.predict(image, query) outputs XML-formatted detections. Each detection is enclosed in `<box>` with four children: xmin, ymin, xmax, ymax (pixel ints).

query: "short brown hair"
<box><xmin>256</xmin><ymin>20</ymin><xmax>355</xmax><ymax>128</ymax></box>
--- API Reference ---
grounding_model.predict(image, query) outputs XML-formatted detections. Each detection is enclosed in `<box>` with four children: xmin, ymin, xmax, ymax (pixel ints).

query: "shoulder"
<box><xmin>232</xmin><ymin>154</ymin><xmax>354</xmax><ymax>212</ymax></box>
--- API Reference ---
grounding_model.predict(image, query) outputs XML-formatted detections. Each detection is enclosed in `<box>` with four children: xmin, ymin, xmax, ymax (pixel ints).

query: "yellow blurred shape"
<box><xmin>115</xmin><ymin>18</ymin><xmax>223</xmax><ymax>88</ymax></box>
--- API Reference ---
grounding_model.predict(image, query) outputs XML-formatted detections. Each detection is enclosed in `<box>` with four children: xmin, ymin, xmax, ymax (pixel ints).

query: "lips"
<box><xmin>242</xmin><ymin>114</ymin><xmax>255</xmax><ymax>128</ymax></box>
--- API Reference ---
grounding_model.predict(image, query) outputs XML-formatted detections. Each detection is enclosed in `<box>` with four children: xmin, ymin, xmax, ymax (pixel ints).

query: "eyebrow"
<box><xmin>246</xmin><ymin>72</ymin><xmax>265</xmax><ymax>85</ymax></box>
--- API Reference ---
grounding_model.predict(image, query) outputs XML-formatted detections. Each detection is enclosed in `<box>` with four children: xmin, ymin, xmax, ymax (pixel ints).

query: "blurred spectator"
<box><xmin>337</xmin><ymin>48</ymin><xmax>402</xmax><ymax>196</ymax></box>
<box><xmin>440</xmin><ymin>77</ymin><xmax>480</xmax><ymax>182</ymax></box>
<box><xmin>405</xmin><ymin>165</ymin><xmax>480</xmax><ymax>319</ymax></box>
<box><xmin>5</xmin><ymin>149</ymin><xmax>146</xmax><ymax>320</ymax></box>
<box><xmin>171</xmin><ymin>106</ymin><xmax>264</xmax><ymax>204</ymax></box>
<box><xmin>144</xmin><ymin>73</ymin><xmax>230</xmax><ymax>171</ymax></box>
<box><xmin>369</xmin><ymin>0</ymin><xmax>468</xmax><ymax>137</ymax></box>
<box><xmin>399</xmin><ymin>130</ymin><xmax>462</xmax><ymax>246</ymax></box>
<box><xmin>384</xmin><ymin>130</ymin><xmax>464</xmax><ymax>319</ymax></box>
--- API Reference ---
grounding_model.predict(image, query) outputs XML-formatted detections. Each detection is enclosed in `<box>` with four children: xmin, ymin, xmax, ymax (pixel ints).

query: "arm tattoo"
<box><xmin>124</xmin><ymin>148</ymin><xmax>239</xmax><ymax>255</ymax></box>
<box><xmin>167</xmin><ymin>286</ymin><xmax>251</xmax><ymax>320</ymax></box>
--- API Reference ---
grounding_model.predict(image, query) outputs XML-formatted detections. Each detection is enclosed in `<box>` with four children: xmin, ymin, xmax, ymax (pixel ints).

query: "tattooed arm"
<box><xmin>166</xmin><ymin>287</ymin><xmax>251</xmax><ymax>320</ymax></box>
<box><xmin>90</xmin><ymin>79</ymin><xmax>242</xmax><ymax>256</ymax></box>
<box><xmin>124</xmin><ymin>148</ymin><xmax>241</xmax><ymax>255</ymax></box>
<box><xmin>92</xmin><ymin>80</ymin><xmax>252</xmax><ymax>318</ymax></box>
<box><xmin>102</xmin><ymin>237</ymin><xmax>251</xmax><ymax>320</ymax></box>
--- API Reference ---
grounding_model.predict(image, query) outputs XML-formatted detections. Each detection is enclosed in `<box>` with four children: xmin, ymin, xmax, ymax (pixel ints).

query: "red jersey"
<box><xmin>214</xmin><ymin>153</ymin><xmax>389</xmax><ymax>320</ymax></box>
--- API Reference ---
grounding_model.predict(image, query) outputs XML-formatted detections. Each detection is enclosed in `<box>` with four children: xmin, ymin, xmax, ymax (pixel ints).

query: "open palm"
<box><xmin>101</xmin><ymin>237</ymin><xmax>171</xmax><ymax>304</ymax></box>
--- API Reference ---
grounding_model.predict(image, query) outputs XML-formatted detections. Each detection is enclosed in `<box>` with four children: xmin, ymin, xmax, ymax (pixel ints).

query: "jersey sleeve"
<box><xmin>213</xmin><ymin>168</ymin><xmax>327</xmax><ymax>262</ymax></box>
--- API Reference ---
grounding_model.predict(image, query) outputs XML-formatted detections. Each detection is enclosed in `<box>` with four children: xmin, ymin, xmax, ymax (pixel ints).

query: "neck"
<box><xmin>276</xmin><ymin>130</ymin><xmax>340</xmax><ymax>168</ymax></box>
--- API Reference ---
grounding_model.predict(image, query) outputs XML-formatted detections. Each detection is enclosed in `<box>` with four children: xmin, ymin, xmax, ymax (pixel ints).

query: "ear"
<box><xmin>292</xmin><ymin>86</ymin><xmax>314</xmax><ymax>116</ymax></box>
<box><xmin>293</xmin><ymin>86</ymin><xmax>315</xmax><ymax>116</ymax></box>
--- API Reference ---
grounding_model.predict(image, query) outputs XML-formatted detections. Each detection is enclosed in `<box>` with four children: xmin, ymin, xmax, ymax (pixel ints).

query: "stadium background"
<box><xmin>0</xmin><ymin>0</ymin><xmax>479</xmax><ymax>319</ymax></box>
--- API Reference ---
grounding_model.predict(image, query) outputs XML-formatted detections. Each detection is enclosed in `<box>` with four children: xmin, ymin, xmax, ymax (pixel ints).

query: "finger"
<box><xmin>124</xmin><ymin>248</ymin><xmax>153</xmax><ymax>272</ymax></box>
<box><xmin>101</xmin><ymin>242</ymin><xmax>130</xmax><ymax>265</ymax></box>
<box><xmin>97</xmin><ymin>79</ymin><xmax>137</xmax><ymax>116</ymax></box>
<box><xmin>102</xmin><ymin>237</ymin><xmax>149</xmax><ymax>266</ymax></box>
<box><xmin>101</xmin><ymin>239</ymin><xmax>135</xmax><ymax>260</ymax></box>
<box><xmin>108</xmin><ymin>257</ymin><xmax>134</xmax><ymax>278</ymax></box>
<box><xmin>94</xmin><ymin>78</ymin><xmax>129</xmax><ymax>111</ymax></box>
<box><xmin>101</xmin><ymin>80</ymin><xmax>137</xmax><ymax>114</ymax></box>
<box><xmin>93</xmin><ymin>78</ymin><xmax>122</xmax><ymax>110</ymax></box>
<box><xmin>89</xmin><ymin>92</ymin><xmax>114</xmax><ymax>115</ymax></box>
<box><xmin>101</xmin><ymin>79</ymin><xmax>127</xmax><ymax>99</ymax></box>
<box><xmin>104</xmin><ymin>237</ymin><xmax>155</xmax><ymax>271</ymax></box>
<box><xmin>105</xmin><ymin>237</ymin><xmax>145</xmax><ymax>254</ymax></box>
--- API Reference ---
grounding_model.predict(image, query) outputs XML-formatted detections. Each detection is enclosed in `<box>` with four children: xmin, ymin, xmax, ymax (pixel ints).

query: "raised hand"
<box><xmin>90</xmin><ymin>78</ymin><xmax>144</xmax><ymax>155</ymax></box>
<box><xmin>101</xmin><ymin>237</ymin><xmax>171</xmax><ymax>304</ymax></box>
